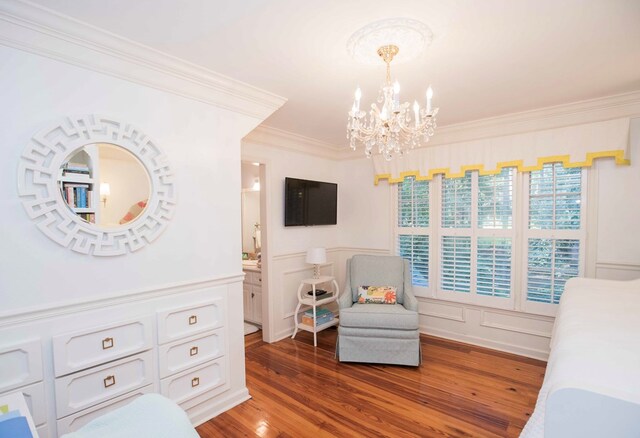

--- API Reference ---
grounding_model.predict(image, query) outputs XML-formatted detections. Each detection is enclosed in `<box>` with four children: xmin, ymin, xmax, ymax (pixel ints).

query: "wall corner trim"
<box><xmin>0</xmin><ymin>0</ymin><xmax>287</xmax><ymax>120</ymax></box>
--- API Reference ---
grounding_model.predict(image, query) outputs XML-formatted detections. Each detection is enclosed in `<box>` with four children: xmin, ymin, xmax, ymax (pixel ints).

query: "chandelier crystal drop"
<box><xmin>347</xmin><ymin>44</ymin><xmax>438</xmax><ymax>161</ymax></box>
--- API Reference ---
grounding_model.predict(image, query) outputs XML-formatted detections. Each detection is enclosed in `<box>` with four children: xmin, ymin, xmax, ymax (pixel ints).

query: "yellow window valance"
<box><xmin>373</xmin><ymin>118</ymin><xmax>630</xmax><ymax>184</ymax></box>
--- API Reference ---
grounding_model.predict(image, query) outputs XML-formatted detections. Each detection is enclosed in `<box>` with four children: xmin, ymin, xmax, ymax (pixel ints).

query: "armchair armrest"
<box><xmin>339</xmin><ymin>258</ymin><xmax>354</xmax><ymax>309</ymax></box>
<box><xmin>402</xmin><ymin>259</ymin><xmax>419</xmax><ymax>312</ymax></box>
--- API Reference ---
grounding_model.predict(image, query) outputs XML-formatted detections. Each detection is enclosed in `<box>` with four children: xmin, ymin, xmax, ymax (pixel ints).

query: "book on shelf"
<box><xmin>301</xmin><ymin>308</ymin><xmax>334</xmax><ymax>326</ymax></box>
<box><xmin>62</xmin><ymin>183</ymin><xmax>91</xmax><ymax>208</ymax></box>
<box><xmin>304</xmin><ymin>308</ymin><xmax>333</xmax><ymax>318</ymax></box>
<box><xmin>302</xmin><ymin>314</ymin><xmax>334</xmax><ymax>327</ymax></box>
<box><xmin>63</xmin><ymin>162</ymin><xmax>90</xmax><ymax>172</ymax></box>
<box><xmin>78</xmin><ymin>213</ymin><xmax>95</xmax><ymax>223</ymax></box>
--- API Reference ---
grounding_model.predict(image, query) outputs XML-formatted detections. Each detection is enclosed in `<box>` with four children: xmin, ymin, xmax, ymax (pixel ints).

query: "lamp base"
<box><xmin>313</xmin><ymin>264</ymin><xmax>321</xmax><ymax>279</ymax></box>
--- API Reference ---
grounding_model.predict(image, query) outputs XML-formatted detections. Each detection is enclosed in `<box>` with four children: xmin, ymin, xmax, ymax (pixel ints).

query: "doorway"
<box><xmin>241</xmin><ymin>161</ymin><xmax>265</xmax><ymax>337</ymax></box>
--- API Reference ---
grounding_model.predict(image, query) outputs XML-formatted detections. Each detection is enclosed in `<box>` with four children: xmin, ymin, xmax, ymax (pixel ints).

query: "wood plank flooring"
<box><xmin>197</xmin><ymin>328</ymin><xmax>545</xmax><ymax>438</ymax></box>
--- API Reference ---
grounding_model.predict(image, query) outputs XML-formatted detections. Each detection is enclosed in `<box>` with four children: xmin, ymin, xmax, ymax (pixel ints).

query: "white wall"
<box><xmin>337</xmin><ymin>157</ymin><xmax>392</xmax><ymax>251</ymax></box>
<box><xmin>0</xmin><ymin>33</ymin><xmax>282</xmax><ymax>432</ymax></box>
<box><xmin>594</xmin><ymin>117</ymin><xmax>640</xmax><ymax>279</ymax></box>
<box><xmin>0</xmin><ymin>45</ymin><xmax>259</xmax><ymax>310</ymax></box>
<box><xmin>241</xmin><ymin>140</ymin><xmax>344</xmax><ymax>340</ymax></box>
<box><xmin>245</xmin><ymin>117</ymin><xmax>640</xmax><ymax>359</ymax></box>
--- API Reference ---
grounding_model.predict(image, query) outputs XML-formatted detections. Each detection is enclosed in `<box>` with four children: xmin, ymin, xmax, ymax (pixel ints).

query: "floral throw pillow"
<box><xmin>357</xmin><ymin>286</ymin><xmax>397</xmax><ymax>304</ymax></box>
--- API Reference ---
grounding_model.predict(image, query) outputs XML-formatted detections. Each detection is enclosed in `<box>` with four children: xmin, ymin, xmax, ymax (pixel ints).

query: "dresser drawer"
<box><xmin>8</xmin><ymin>381</ymin><xmax>47</xmax><ymax>427</ymax></box>
<box><xmin>0</xmin><ymin>339</ymin><xmax>42</xmax><ymax>393</ymax></box>
<box><xmin>54</xmin><ymin>350</ymin><xmax>153</xmax><ymax>418</ymax></box>
<box><xmin>57</xmin><ymin>384</ymin><xmax>153</xmax><ymax>435</ymax></box>
<box><xmin>158</xmin><ymin>329</ymin><xmax>225</xmax><ymax>378</ymax></box>
<box><xmin>52</xmin><ymin>316</ymin><xmax>153</xmax><ymax>377</ymax></box>
<box><xmin>157</xmin><ymin>298</ymin><xmax>224</xmax><ymax>344</ymax></box>
<box><xmin>160</xmin><ymin>357</ymin><xmax>227</xmax><ymax>405</ymax></box>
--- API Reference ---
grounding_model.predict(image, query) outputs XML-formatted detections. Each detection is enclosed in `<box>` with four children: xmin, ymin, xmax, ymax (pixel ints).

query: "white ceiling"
<box><xmin>31</xmin><ymin>0</ymin><xmax>640</xmax><ymax>148</ymax></box>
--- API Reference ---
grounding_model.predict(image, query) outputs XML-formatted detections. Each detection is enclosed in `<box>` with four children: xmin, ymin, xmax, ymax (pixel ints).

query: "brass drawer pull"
<box><xmin>190</xmin><ymin>346</ymin><xmax>199</xmax><ymax>356</ymax></box>
<box><xmin>103</xmin><ymin>375</ymin><xmax>116</xmax><ymax>388</ymax></box>
<box><xmin>191</xmin><ymin>377</ymin><xmax>200</xmax><ymax>387</ymax></box>
<box><xmin>102</xmin><ymin>337</ymin><xmax>114</xmax><ymax>350</ymax></box>
<box><xmin>188</xmin><ymin>315</ymin><xmax>198</xmax><ymax>325</ymax></box>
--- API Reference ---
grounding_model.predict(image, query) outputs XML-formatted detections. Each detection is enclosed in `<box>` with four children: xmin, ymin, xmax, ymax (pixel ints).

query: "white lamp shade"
<box><xmin>100</xmin><ymin>183</ymin><xmax>111</xmax><ymax>196</ymax></box>
<box><xmin>305</xmin><ymin>247</ymin><xmax>326</xmax><ymax>265</ymax></box>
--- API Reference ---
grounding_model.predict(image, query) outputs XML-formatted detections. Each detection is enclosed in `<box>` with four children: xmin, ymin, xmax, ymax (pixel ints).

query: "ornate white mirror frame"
<box><xmin>17</xmin><ymin>115</ymin><xmax>176</xmax><ymax>256</ymax></box>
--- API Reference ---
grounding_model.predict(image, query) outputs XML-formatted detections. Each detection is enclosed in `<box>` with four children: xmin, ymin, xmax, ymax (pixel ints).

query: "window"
<box><xmin>397</xmin><ymin>177</ymin><xmax>430</xmax><ymax>289</ymax></box>
<box><xmin>395</xmin><ymin>164</ymin><xmax>584</xmax><ymax>315</ymax></box>
<box><xmin>524</xmin><ymin>163</ymin><xmax>584</xmax><ymax>311</ymax></box>
<box><xmin>438</xmin><ymin>169</ymin><xmax>515</xmax><ymax>307</ymax></box>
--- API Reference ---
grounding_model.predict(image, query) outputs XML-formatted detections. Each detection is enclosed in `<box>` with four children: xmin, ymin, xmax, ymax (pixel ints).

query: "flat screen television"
<box><xmin>284</xmin><ymin>177</ymin><xmax>337</xmax><ymax>226</ymax></box>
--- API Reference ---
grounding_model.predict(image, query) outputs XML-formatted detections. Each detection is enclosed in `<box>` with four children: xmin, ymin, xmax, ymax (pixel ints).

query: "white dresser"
<box><xmin>52</xmin><ymin>317</ymin><xmax>155</xmax><ymax>435</ymax></box>
<box><xmin>0</xmin><ymin>282</ymin><xmax>243</xmax><ymax>438</ymax></box>
<box><xmin>156</xmin><ymin>298</ymin><xmax>229</xmax><ymax>411</ymax></box>
<box><xmin>0</xmin><ymin>339</ymin><xmax>48</xmax><ymax>437</ymax></box>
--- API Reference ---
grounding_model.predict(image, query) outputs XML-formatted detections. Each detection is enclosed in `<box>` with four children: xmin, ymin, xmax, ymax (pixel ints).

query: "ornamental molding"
<box><xmin>17</xmin><ymin>115</ymin><xmax>176</xmax><ymax>256</ymax></box>
<box><xmin>0</xmin><ymin>0</ymin><xmax>286</xmax><ymax>121</ymax></box>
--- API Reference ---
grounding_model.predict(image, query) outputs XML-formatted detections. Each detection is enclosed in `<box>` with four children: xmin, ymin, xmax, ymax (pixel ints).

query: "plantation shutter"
<box><xmin>398</xmin><ymin>234</ymin><xmax>429</xmax><ymax>287</ymax></box>
<box><xmin>441</xmin><ymin>173</ymin><xmax>471</xmax><ymax>228</ymax></box>
<box><xmin>478</xmin><ymin>168</ymin><xmax>513</xmax><ymax>229</ymax></box>
<box><xmin>527</xmin><ymin>239</ymin><xmax>580</xmax><ymax>304</ymax></box>
<box><xmin>526</xmin><ymin>163</ymin><xmax>583</xmax><ymax>305</ymax></box>
<box><xmin>441</xmin><ymin>236</ymin><xmax>471</xmax><ymax>292</ymax></box>
<box><xmin>477</xmin><ymin>237</ymin><xmax>512</xmax><ymax>298</ymax></box>
<box><xmin>397</xmin><ymin>177</ymin><xmax>430</xmax><ymax>288</ymax></box>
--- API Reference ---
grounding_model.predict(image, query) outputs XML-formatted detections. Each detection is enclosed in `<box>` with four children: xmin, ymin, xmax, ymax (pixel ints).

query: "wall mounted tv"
<box><xmin>284</xmin><ymin>177</ymin><xmax>337</xmax><ymax>226</ymax></box>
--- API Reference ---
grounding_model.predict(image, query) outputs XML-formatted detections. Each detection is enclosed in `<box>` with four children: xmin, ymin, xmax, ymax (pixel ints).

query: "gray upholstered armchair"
<box><xmin>336</xmin><ymin>255</ymin><xmax>421</xmax><ymax>366</ymax></box>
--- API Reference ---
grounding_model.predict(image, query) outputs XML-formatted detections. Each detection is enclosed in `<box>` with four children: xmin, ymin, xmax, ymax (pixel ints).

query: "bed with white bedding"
<box><xmin>520</xmin><ymin>277</ymin><xmax>640</xmax><ymax>438</ymax></box>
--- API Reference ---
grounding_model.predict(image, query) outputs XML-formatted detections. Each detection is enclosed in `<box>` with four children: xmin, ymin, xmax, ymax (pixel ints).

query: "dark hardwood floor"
<box><xmin>197</xmin><ymin>328</ymin><xmax>545</xmax><ymax>438</ymax></box>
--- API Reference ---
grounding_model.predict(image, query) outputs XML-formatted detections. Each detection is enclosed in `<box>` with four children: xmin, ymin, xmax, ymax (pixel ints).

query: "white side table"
<box><xmin>291</xmin><ymin>276</ymin><xmax>340</xmax><ymax>346</ymax></box>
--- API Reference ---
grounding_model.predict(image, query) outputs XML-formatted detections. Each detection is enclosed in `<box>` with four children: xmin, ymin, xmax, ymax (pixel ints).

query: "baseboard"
<box><xmin>188</xmin><ymin>387</ymin><xmax>251</xmax><ymax>428</ymax></box>
<box><xmin>420</xmin><ymin>326</ymin><xmax>549</xmax><ymax>361</ymax></box>
<box><xmin>273</xmin><ymin>327</ymin><xmax>295</xmax><ymax>343</ymax></box>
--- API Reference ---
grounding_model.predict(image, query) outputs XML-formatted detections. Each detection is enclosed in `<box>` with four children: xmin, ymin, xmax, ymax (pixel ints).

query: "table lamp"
<box><xmin>306</xmin><ymin>247</ymin><xmax>326</xmax><ymax>279</ymax></box>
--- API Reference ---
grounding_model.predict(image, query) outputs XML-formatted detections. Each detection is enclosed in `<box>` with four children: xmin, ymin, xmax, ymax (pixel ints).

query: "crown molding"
<box><xmin>249</xmin><ymin>90</ymin><xmax>640</xmax><ymax>161</ymax></box>
<box><xmin>427</xmin><ymin>90</ymin><xmax>640</xmax><ymax>148</ymax></box>
<box><xmin>0</xmin><ymin>0</ymin><xmax>286</xmax><ymax>121</ymax></box>
<box><xmin>243</xmin><ymin>125</ymin><xmax>345</xmax><ymax>160</ymax></box>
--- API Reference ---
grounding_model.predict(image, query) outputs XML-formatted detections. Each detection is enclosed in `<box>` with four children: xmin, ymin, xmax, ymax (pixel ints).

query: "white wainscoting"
<box><xmin>269</xmin><ymin>247</ymin><xmax>557</xmax><ymax>360</ymax></box>
<box><xmin>268</xmin><ymin>247</ymin><xmax>549</xmax><ymax>360</ymax></box>
<box><xmin>595</xmin><ymin>261</ymin><xmax>640</xmax><ymax>281</ymax></box>
<box><xmin>269</xmin><ymin>247</ymin><xmax>390</xmax><ymax>341</ymax></box>
<box><xmin>418</xmin><ymin>299</ymin><xmax>554</xmax><ymax>361</ymax></box>
<box><xmin>0</xmin><ymin>274</ymin><xmax>248</xmax><ymax>438</ymax></box>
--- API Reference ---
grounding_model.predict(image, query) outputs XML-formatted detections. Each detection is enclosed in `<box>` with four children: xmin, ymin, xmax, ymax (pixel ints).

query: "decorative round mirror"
<box><xmin>17</xmin><ymin>115</ymin><xmax>176</xmax><ymax>256</ymax></box>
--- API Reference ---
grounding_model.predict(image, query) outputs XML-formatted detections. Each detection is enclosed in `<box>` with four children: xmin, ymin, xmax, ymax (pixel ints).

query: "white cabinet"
<box><xmin>52</xmin><ymin>317</ymin><xmax>154</xmax><ymax>435</ymax></box>
<box><xmin>2</xmin><ymin>285</ymin><xmax>234</xmax><ymax>437</ymax></box>
<box><xmin>0</xmin><ymin>339</ymin><xmax>47</xmax><ymax>431</ymax></box>
<box><xmin>243</xmin><ymin>269</ymin><xmax>262</xmax><ymax>324</ymax></box>
<box><xmin>157</xmin><ymin>299</ymin><xmax>229</xmax><ymax>410</ymax></box>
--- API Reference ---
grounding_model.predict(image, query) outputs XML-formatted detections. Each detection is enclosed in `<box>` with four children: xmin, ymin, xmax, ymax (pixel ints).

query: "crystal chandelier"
<box><xmin>347</xmin><ymin>44</ymin><xmax>438</xmax><ymax>160</ymax></box>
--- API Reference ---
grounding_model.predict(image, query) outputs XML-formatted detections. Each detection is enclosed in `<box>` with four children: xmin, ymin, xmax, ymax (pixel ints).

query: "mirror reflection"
<box><xmin>58</xmin><ymin>143</ymin><xmax>151</xmax><ymax>228</ymax></box>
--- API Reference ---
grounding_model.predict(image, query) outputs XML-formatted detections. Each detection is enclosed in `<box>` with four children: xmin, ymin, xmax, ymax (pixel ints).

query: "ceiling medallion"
<box><xmin>347</xmin><ymin>18</ymin><xmax>439</xmax><ymax>160</ymax></box>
